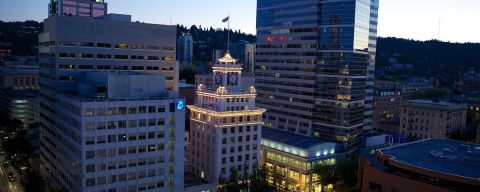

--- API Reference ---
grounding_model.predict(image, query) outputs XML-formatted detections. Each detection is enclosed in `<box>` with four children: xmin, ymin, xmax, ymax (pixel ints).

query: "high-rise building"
<box><xmin>177</xmin><ymin>33</ymin><xmax>194</xmax><ymax>65</ymax></box>
<box><xmin>255</xmin><ymin>0</ymin><xmax>379</xmax><ymax>147</ymax></box>
<box><xmin>187</xmin><ymin>53</ymin><xmax>266</xmax><ymax>182</ymax></box>
<box><xmin>229</xmin><ymin>41</ymin><xmax>256</xmax><ymax>73</ymax></box>
<box><xmin>38</xmin><ymin>12</ymin><xmax>181</xmax><ymax>191</ymax></box>
<box><xmin>49</xmin><ymin>0</ymin><xmax>108</xmax><ymax>18</ymax></box>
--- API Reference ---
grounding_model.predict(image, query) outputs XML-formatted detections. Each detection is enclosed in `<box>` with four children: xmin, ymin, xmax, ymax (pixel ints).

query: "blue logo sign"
<box><xmin>177</xmin><ymin>101</ymin><xmax>185</xmax><ymax>110</ymax></box>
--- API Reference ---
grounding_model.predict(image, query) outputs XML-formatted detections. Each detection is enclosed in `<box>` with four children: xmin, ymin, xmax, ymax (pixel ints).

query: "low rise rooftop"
<box><xmin>378</xmin><ymin>139</ymin><xmax>480</xmax><ymax>180</ymax></box>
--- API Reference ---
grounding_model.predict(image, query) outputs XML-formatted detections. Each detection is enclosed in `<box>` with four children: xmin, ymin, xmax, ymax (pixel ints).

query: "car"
<box><xmin>7</xmin><ymin>172</ymin><xmax>15</xmax><ymax>182</ymax></box>
<box><xmin>2</xmin><ymin>161</ymin><xmax>9</xmax><ymax>167</ymax></box>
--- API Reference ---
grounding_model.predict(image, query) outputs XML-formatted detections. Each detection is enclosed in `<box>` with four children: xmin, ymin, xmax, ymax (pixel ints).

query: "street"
<box><xmin>0</xmin><ymin>155</ymin><xmax>23</xmax><ymax>192</ymax></box>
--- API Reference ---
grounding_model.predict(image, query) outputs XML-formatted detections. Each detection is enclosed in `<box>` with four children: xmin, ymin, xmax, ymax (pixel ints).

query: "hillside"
<box><xmin>2</xmin><ymin>20</ymin><xmax>480</xmax><ymax>81</ymax></box>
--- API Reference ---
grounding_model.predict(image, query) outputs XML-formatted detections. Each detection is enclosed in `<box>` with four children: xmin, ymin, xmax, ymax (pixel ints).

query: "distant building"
<box><xmin>399</xmin><ymin>99</ymin><xmax>467</xmax><ymax>140</ymax></box>
<box><xmin>212</xmin><ymin>49</ymin><xmax>225</xmax><ymax>63</ymax></box>
<box><xmin>0</xmin><ymin>89</ymin><xmax>39</xmax><ymax>128</ymax></box>
<box><xmin>49</xmin><ymin>0</ymin><xmax>108</xmax><ymax>18</ymax></box>
<box><xmin>260</xmin><ymin>127</ymin><xmax>337</xmax><ymax>191</ymax></box>
<box><xmin>373</xmin><ymin>79</ymin><xmax>432</xmax><ymax>133</ymax></box>
<box><xmin>229</xmin><ymin>40</ymin><xmax>255</xmax><ymax>73</ymax></box>
<box><xmin>0</xmin><ymin>64</ymin><xmax>39</xmax><ymax>127</ymax></box>
<box><xmin>0</xmin><ymin>64</ymin><xmax>39</xmax><ymax>90</ymax></box>
<box><xmin>177</xmin><ymin>33</ymin><xmax>193</xmax><ymax>65</ymax></box>
<box><xmin>458</xmin><ymin>71</ymin><xmax>480</xmax><ymax>94</ymax></box>
<box><xmin>187</xmin><ymin>53</ymin><xmax>266</xmax><ymax>183</ymax></box>
<box><xmin>179</xmin><ymin>82</ymin><xmax>196</xmax><ymax>105</ymax></box>
<box><xmin>359</xmin><ymin>139</ymin><xmax>480</xmax><ymax>192</ymax></box>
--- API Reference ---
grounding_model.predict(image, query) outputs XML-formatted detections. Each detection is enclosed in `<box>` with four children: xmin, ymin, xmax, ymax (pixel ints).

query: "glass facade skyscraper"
<box><xmin>255</xmin><ymin>0</ymin><xmax>378</xmax><ymax>147</ymax></box>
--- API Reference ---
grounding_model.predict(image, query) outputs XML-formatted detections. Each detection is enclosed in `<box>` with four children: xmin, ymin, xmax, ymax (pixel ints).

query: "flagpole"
<box><xmin>227</xmin><ymin>13</ymin><xmax>230</xmax><ymax>53</ymax></box>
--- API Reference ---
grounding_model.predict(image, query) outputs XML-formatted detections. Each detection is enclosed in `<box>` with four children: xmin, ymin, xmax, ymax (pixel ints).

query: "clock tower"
<box><xmin>213</xmin><ymin>52</ymin><xmax>242</xmax><ymax>91</ymax></box>
<box><xmin>187</xmin><ymin>52</ymin><xmax>266</xmax><ymax>183</ymax></box>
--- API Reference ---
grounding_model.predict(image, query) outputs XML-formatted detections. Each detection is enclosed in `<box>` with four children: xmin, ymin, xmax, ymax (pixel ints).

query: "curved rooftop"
<box><xmin>379</xmin><ymin>139</ymin><xmax>480</xmax><ymax>180</ymax></box>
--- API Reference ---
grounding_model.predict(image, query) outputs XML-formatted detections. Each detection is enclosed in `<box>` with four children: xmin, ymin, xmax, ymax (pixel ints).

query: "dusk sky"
<box><xmin>0</xmin><ymin>0</ymin><xmax>479</xmax><ymax>43</ymax></box>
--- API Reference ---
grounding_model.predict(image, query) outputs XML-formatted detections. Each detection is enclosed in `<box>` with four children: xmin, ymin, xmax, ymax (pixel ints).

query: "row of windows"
<box><xmin>86</xmin><ymin>157</ymin><xmax>167</xmax><ymax>173</ymax></box>
<box><xmin>85</xmin><ymin>105</ymin><xmax>170</xmax><ymax>116</ymax></box>
<box><xmin>85</xmin><ymin>142</ymin><xmax>174</xmax><ymax>159</ymax></box>
<box><xmin>85</xmin><ymin>131</ymin><xmax>166</xmax><ymax>144</ymax></box>
<box><xmin>85</xmin><ymin>119</ymin><xmax>169</xmax><ymax>131</ymax></box>
<box><xmin>39</xmin><ymin>41</ymin><xmax>174</xmax><ymax>51</ymax></box>
<box><xmin>58</xmin><ymin>64</ymin><xmax>174</xmax><ymax>71</ymax></box>
<box><xmin>58</xmin><ymin>52</ymin><xmax>174</xmax><ymax>61</ymax></box>
<box><xmin>86</xmin><ymin>172</ymin><xmax>171</xmax><ymax>190</ymax></box>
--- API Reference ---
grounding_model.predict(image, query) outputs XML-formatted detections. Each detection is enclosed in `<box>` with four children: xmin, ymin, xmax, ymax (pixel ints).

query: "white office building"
<box><xmin>38</xmin><ymin>7</ymin><xmax>181</xmax><ymax>192</ymax></box>
<box><xmin>54</xmin><ymin>72</ymin><xmax>185</xmax><ymax>192</ymax></box>
<box><xmin>187</xmin><ymin>53</ymin><xmax>266</xmax><ymax>182</ymax></box>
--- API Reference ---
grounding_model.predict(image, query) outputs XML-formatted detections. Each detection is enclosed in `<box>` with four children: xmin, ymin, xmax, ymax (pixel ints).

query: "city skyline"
<box><xmin>0</xmin><ymin>0</ymin><xmax>479</xmax><ymax>43</ymax></box>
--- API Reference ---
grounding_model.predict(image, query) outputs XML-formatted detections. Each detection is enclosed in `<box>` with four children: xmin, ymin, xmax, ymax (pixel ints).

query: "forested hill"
<box><xmin>2</xmin><ymin>20</ymin><xmax>480</xmax><ymax>80</ymax></box>
<box><xmin>376</xmin><ymin>37</ymin><xmax>480</xmax><ymax>78</ymax></box>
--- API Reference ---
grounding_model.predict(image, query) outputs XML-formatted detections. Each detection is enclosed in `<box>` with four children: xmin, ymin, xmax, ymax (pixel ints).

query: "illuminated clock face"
<box><xmin>228</xmin><ymin>72</ymin><xmax>238</xmax><ymax>86</ymax></box>
<box><xmin>215</xmin><ymin>72</ymin><xmax>223</xmax><ymax>85</ymax></box>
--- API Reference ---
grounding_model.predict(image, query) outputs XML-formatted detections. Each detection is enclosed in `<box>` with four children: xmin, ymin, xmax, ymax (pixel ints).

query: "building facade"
<box><xmin>53</xmin><ymin>72</ymin><xmax>185</xmax><ymax>192</ymax></box>
<box><xmin>261</xmin><ymin>128</ymin><xmax>337</xmax><ymax>192</ymax></box>
<box><xmin>38</xmin><ymin>13</ymin><xmax>180</xmax><ymax>191</ymax></box>
<box><xmin>255</xmin><ymin>0</ymin><xmax>379</xmax><ymax>147</ymax></box>
<box><xmin>177</xmin><ymin>33</ymin><xmax>194</xmax><ymax>65</ymax></box>
<box><xmin>359</xmin><ymin>139</ymin><xmax>480</xmax><ymax>192</ymax></box>
<box><xmin>0</xmin><ymin>64</ymin><xmax>39</xmax><ymax>90</ymax></box>
<box><xmin>399</xmin><ymin>99</ymin><xmax>467</xmax><ymax>140</ymax></box>
<box><xmin>372</xmin><ymin>79</ymin><xmax>432</xmax><ymax>134</ymax></box>
<box><xmin>229</xmin><ymin>41</ymin><xmax>255</xmax><ymax>73</ymax></box>
<box><xmin>49</xmin><ymin>0</ymin><xmax>108</xmax><ymax>18</ymax></box>
<box><xmin>187</xmin><ymin>53</ymin><xmax>266</xmax><ymax>182</ymax></box>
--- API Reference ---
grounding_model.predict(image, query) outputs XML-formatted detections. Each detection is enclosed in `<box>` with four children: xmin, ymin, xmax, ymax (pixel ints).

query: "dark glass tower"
<box><xmin>255</xmin><ymin>0</ymin><xmax>378</xmax><ymax>148</ymax></box>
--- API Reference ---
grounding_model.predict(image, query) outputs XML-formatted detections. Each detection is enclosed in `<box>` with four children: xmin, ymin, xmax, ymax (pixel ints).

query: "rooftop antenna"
<box><xmin>437</xmin><ymin>18</ymin><xmax>441</xmax><ymax>41</ymax></box>
<box><xmin>169</xmin><ymin>13</ymin><xmax>172</xmax><ymax>25</ymax></box>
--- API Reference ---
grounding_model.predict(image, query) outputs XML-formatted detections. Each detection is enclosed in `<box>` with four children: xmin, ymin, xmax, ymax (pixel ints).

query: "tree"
<box><xmin>249</xmin><ymin>164</ymin><xmax>273</xmax><ymax>192</ymax></box>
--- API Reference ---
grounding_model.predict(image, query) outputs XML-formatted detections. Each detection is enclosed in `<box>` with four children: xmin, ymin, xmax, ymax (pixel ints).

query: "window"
<box><xmin>128</xmin><ymin>107</ymin><xmax>137</xmax><ymax>114</ymax></box>
<box><xmin>59</xmin><ymin>76</ymin><xmax>75</xmax><ymax>81</ymax></box>
<box><xmin>108</xmin><ymin>135</ymin><xmax>116</xmax><ymax>143</ymax></box>
<box><xmin>79</xmin><ymin>65</ymin><xmax>94</xmax><ymax>69</ymax></box>
<box><xmin>108</xmin><ymin>121</ymin><xmax>117</xmax><ymax>129</ymax></box>
<box><xmin>79</xmin><ymin>42</ymin><xmax>94</xmax><ymax>47</ymax></box>
<box><xmin>128</xmin><ymin>120</ymin><xmax>137</xmax><ymax>128</ymax></box>
<box><xmin>157</xmin><ymin>105</ymin><xmax>165</xmax><ymax>112</ymax></box>
<box><xmin>97</xmin><ymin>136</ymin><xmax>106</xmax><ymax>144</ymax></box>
<box><xmin>86</xmin><ymin>150</ymin><xmax>95</xmax><ymax>159</ymax></box>
<box><xmin>131</xmin><ymin>55</ymin><xmax>145</xmax><ymax>60</ymax></box>
<box><xmin>86</xmin><ymin>164</ymin><xmax>95</xmax><ymax>173</ymax></box>
<box><xmin>97</xmin><ymin>43</ymin><xmax>111</xmax><ymax>48</ymax></box>
<box><xmin>97</xmin><ymin>54</ymin><xmax>111</xmax><ymax>59</ymax></box>
<box><xmin>79</xmin><ymin>53</ymin><xmax>94</xmax><ymax>58</ymax></box>
<box><xmin>59</xmin><ymin>41</ymin><xmax>75</xmax><ymax>46</ymax></box>
<box><xmin>146</xmin><ymin>45</ymin><xmax>160</xmax><ymax>50</ymax></box>
<box><xmin>59</xmin><ymin>64</ymin><xmax>75</xmax><ymax>69</ymax></box>
<box><xmin>131</xmin><ymin>45</ymin><xmax>144</xmax><ymax>49</ymax></box>
<box><xmin>147</xmin><ymin>56</ymin><xmax>160</xmax><ymax>61</ymax></box>
<box><xmin>115</xmin><ymin>44</ymin><xmax>129</xmax><ymax>49</ymax></box>
<box><xmin>157</xmin><ymin>118</ymin><xmax>165</xmax><ymax>125</ymax></box>
<box><xmin>85</xmin><ymin>108</ymin><xmax>95</xmax><ymax>116</ymax></box>
<box><xmin>114</xmin><ymin>55</ymin><xmax>128</xmax><ymax>60</ymax></box>
<box><xmin>86</xmin><ymin>178</ymin><xmax>95</xmax><ymax>187</ymax></box>
<box><xmin>139</xmin><ymin>106</ymin><xmax>146</xmax><ymax>113</ymax></box>
<box><xmin>118</xmin><ymin>107</ymin><xmax>127</xmax><ymax>115</ymax></box>
<box><xmin>148</xmin><ymin>106</ymin><xmax>156</xmax><ymax>113</ymax></box>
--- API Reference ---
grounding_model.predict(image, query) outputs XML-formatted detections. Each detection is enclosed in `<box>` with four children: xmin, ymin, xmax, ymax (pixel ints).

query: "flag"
<box><xmin>222</xmin><ymin>16</ymin><xmax>229</xmax><ymax>23</ymax></box>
